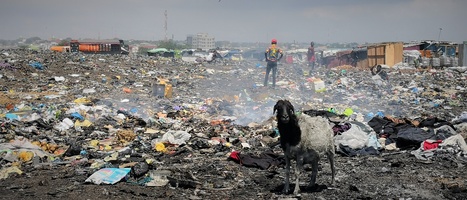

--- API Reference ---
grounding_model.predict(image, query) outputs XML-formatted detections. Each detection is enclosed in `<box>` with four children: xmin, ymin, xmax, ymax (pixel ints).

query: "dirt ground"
<box><xmin>1</xmin><ymin>149</ymin><xmax>466</xmax><ymax>200</ymax></box>
<box><xmin>1</xmin><ymin>50</ymin><xmax>467</xmax><ymax>200</ymax></box>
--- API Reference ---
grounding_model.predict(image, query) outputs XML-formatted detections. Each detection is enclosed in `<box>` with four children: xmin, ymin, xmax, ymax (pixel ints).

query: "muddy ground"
<box><xmin>1</xmin><ymin>50</ymin><xmax>466</xmax><ymax>200</ymax></box>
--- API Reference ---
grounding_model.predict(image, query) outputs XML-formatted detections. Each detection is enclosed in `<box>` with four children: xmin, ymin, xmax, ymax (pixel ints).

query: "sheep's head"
<box><xmin>273</xmin><ymin>100</ymin><xmax>294</xmax><ymax>124</ymax></box>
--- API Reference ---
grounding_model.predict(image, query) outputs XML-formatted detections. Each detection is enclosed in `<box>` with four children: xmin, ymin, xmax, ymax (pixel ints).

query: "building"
<box><xmin>187</xmin><ymin>33</ymin><xmax>215</xmax><ymax>50</ymax></box>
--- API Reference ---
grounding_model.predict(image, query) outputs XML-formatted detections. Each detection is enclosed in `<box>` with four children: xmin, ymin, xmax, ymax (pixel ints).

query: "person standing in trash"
<box><xmin>414</xmin><ymin>55</ymin><xmax>422</xmax><ymax>68</ymax></box>
<box><xmin>264</xmin><ymin>39</ymin><xmax>283</xmax><ymax>88</ymax></box>
<box><xmin>307</xmin><ymin>42</ymin><xmax>316</xmax><ymax>74</ymax></box>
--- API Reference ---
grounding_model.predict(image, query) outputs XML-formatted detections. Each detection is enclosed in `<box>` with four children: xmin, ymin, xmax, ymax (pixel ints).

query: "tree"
<box><xmin>138</xmin><ymin>47</ymin><xmax>151</xmax><ymax>55</ymax></box>
<box><xmin>58</xmin><ymin>39</ymin><xmax>70</xmax><ymax>46</ymax></box>
<box><xmin>18</xmin><ymin>44</ymin><xmax>29</xmax><ymax>49</ymax></box>
<box><xmin>157</xmin><ymin>40</ymin><xmax>188</xmax><ymax>50</ymax></box>
<box><xmin>25</xmin><ymin>37</ymin><xmax>42</xmax><ymax>44</ymax></box>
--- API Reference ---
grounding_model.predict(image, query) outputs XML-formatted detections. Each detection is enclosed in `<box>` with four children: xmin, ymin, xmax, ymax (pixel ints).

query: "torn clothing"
<box><xmin>229</xmin><ymin>150</ymin><xmax>284</xmax><ymax>170</ymax></box>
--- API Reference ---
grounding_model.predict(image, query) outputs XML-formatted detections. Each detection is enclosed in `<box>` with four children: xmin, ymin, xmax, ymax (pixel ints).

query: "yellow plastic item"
<box><xmin>155</xmin><ymin>142</ymin><xmax>166</xmax><ymax>152</ymax></box>
<box><xmin>31</xmin><ymin>141</ymin><xmax>41</xmax><ymax>147</ymax></box>
<box><xmin>74</xmin><ymin>97</ymin><xmax>91</xmax><ymax>104</ymax></box>
<box><xmin>75</xmin><ymin>119</ymin><xmax>92</xmax><ymax>127</ymax></box>
<box><xmin>18</xmin><ymin>151</ymin><xmax>34</xmax><ymax>162</ymax></box>
<box><xmin>164</xmin><ymin>84</ymin><xmax>173</xmax><ymax>98</ymax></box>
<box><xmin>0</xmin><ymin>166</ymin><xmax>23</xmax><ymax>179</ymax></box>
<box><xmin>104</xmin><ymin>145</ymin><xmax>112</xmax><ymax>151</ymax></box>
<box><xmin>89</xmin><ymin>140</ymin><xmax>100</xmax><ymax>147</ymax></box>
<box><xmin>343</xmin><ymin>108</ymin><xmax>354</xmax><ymax>117</ymax></box>
<box><xmin>47</xmin><ymin>143</ymin><xmax>58</xmax><ymax>152</ymax></box>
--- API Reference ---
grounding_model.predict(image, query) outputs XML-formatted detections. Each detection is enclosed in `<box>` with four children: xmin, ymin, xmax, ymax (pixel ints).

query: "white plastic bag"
<box><xmin>160</xmin><ymin>130</ymin><xmax>191</xmax><ymax>145</ymax></box>
<box><xmin>335</xmin><ymin>124</ymin><xmax>369</xmax><ymax>150</ymax></box>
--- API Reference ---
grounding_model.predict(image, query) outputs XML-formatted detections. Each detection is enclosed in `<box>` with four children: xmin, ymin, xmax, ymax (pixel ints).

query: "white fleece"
<box><xmin>296</xmin><ymin>114</ymin><xmax>335</xmax><ymax>154</ymax></box>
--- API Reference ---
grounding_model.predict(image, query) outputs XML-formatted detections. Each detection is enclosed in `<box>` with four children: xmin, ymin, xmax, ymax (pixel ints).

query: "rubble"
<box><xmin>0</xmin><ymin>48</ymin><xmax>466</xmax><ymax>199</ymax></box>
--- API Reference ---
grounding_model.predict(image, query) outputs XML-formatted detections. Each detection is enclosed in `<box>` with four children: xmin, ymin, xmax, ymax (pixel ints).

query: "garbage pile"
<box><xmin>1</xmin><ymin>49</ymin><xmax>467</xmax><ymax>199</ymax></box>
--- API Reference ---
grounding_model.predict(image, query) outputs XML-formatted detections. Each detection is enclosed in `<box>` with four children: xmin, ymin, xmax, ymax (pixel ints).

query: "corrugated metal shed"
<box><xmin>403</xmin><ymin>44</ymin><xmax>421</xmax><ymax>51</ymax></box>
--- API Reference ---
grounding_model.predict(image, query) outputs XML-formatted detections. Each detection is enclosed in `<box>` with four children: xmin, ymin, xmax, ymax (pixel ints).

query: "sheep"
<box><xmin>273</xmin><ymin>99</ymin><xmax>335</xmax><ymax>195</ymax></box>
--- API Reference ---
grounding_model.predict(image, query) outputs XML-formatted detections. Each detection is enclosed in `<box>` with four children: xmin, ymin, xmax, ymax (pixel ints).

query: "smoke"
<box><xmin>90</xmin><ymin>58</ymin><xmax>415</xmax><ymax>127</ymax></box>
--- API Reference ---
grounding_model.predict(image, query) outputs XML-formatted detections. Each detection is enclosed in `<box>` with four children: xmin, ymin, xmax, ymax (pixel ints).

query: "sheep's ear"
<box><xmin>273</xmin><ymin>105</ymin><xmax>277</xmax><ymax>114</ymax></box>
<box><xmin>285</xmin><ymin>101</ymin><xmax>294</xmax><ymax>114</ymax></box>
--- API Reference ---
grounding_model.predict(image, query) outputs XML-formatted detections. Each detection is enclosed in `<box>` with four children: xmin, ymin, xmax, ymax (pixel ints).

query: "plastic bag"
<box><xmin>335</xmin><ymin>124</ymin><xmax>369</xmax><ymax>150</ymax></box>
<box><xmin>85</xmin><ymin>168</ymin><xmax>131</xmax><ymax>185</ymax></box>
<box><xmin>160</xmin><ymin>130</ymin><xmax>191</xmax><ymax>145</ymax></box>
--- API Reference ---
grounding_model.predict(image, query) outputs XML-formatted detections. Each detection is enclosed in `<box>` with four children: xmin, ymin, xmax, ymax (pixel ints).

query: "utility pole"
<box><xmin>437</xmin><ymin>28</ymin><xmax>442</xmax><ymax>42</ymax></box>
<box><xmin>164</xmin><ymin>10</ymin><xmax>168</xmax><ymax>41</ymax></box>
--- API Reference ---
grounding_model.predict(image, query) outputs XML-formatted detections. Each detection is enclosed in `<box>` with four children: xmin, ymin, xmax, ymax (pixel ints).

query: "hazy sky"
<box><xmin>1</xmin><ymin>0</ymin><xmax>466</xmax><ymax>43</ymax></box>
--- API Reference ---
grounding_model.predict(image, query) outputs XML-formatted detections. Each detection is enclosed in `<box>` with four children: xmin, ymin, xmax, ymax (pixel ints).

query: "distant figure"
<box><xmin>371</xmin><ymin>64</ymin><xmax>389</xmax><ymax>81</ymax></box>
<box><xmin>307</xmin><ymin>42</ymin><xmax>316</xmax><ymax>74</ymax></box>
<box><xmin>264</xmin><ymin>38</ymin><xmax>283</xmax><ymax>88</ymax></box>
<box><xmin>414</xmin><ymin>55</ymin><xmax>422</xmax><ymax>68</ymax></box>
<box><xmin>350</xmin><ymin>48</ymin><xmax>359</xmax><ymax>67</ymax></box>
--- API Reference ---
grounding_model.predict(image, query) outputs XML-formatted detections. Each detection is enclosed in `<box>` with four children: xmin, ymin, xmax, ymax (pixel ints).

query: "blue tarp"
<box><xmin>71</xmin><ymin>112</ymin><xmax>84</xmax><ymax>121</ymax></box>
<box><xmin>5</xmin><ymin>113</ymin><xmax>19</xmax><ymax>120</ymax></box>
<box><xmin>29</xmin><ymin>62</ymin><xmax>44</xmax><ymax>70</ymax></box>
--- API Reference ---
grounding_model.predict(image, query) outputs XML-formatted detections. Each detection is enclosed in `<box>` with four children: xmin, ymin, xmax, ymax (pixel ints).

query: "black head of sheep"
<box><xmin>274</xmin><ymin>99</ymin><xmax>301</xmax><ymax>146</ymax></box>
<box><xmin>273</xmin><ymin>99</ymin><xmax>336</xmax><ymax>195</ymax></box>
<box><xmin>273</xmin><ymin>99</ymin><xmax>294</xmax><ymax>123</ymax></box>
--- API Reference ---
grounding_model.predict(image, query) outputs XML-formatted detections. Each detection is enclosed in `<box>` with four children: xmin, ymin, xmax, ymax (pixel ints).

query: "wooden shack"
<box><xmin>367</xmin><ymin>42</ymin><xmax>403</xmax><ymax>67</ymax></box>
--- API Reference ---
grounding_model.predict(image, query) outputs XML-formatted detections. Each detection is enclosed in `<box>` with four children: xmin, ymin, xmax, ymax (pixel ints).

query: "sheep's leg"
<box><xmin>283</xmin><ymin>145</ymin><xmax>291</xmax><ymax>194</ymax></box>
<box><xmin>308</xmin><ymin>158</ymin><xmax>318</xmax><ymax>189</ymax></box>
<box><xmin>293</xmin><ymin>153</ymin><xmax>303</xmax><ymax>195</ymax></box>
<box><xmin>327</xmin><ymin>151</ymin><xmax>335</xmax><ymax>186</ymax></box>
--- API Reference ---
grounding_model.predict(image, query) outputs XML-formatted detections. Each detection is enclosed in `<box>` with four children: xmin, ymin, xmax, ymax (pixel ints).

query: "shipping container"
<box><xmin>50</xmin><ymin>46</ymin><xmax>70</xmax><ymax>53</ymax></box>
<box><xmin>79</xmin><ymin>44</ymin><xmax>101</xmax><ymax>52</ymax></box>
<box><xmin>70</xmin><ymin>39</ymin><xmax>129</xmax><ymax>54</ymax></box>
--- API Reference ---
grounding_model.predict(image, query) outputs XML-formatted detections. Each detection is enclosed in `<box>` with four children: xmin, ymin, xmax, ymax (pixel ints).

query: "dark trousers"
<box><xmin>309</xmin><ymin>61</ymin><xmax>315</xmax><ymax>73</ymax></box>
<box><xmin>264</xmin><ymin>62</ymin><xmax>277</xmax><ymax>87</ymax></box>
